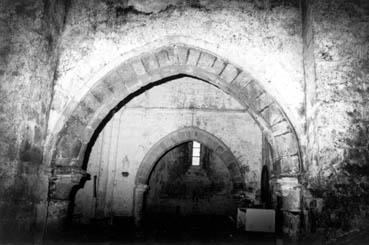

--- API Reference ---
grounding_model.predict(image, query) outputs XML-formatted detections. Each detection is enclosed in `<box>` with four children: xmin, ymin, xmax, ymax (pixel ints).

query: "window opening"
<box><xmin>192</xmin><ymin>141</ymin><xmax>201</xmax><ymax>166</ymax></box>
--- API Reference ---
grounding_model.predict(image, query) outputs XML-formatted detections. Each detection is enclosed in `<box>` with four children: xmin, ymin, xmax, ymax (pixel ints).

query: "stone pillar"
<box><xmin>276</xmin><ymin>177</ymin><xmax>302</xmax><ymax>240</ymax></box>
<box><xmin>45</xmin><ymin>199</ymin><xmax>70</xmax><ymax>234</ymax></box>
<box><xmin>45</xmin><ymin>169</ymin><xmax>87</xmax><ymax>235</ymax></box>
<box><xmin>133</xmin><ymin>184</ymin><xmax>149</xmax><ymax>229</ymax></box>
<box><xmin>33</xmin><ymin>166</ymin><xmax>52</xmax><ymax>244</ymax></box>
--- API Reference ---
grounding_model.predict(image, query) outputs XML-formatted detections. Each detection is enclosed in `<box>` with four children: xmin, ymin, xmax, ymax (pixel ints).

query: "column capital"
<box><xmin>49</xmin><ymin>168</ymin><xmax>89</xmax><ymax>200</ymax></box>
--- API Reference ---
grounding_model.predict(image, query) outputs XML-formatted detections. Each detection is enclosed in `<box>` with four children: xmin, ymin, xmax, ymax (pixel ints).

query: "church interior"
<box><xmin>0</xmin><ymin>0</ymin><xmax>369</xmax><ymax>244</ymax></box>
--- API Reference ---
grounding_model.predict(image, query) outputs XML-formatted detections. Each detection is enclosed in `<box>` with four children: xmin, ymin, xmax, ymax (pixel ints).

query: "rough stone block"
<box><xmin>116</xmin><ymin>63</ymin><xmax>137</xmax><ymax>82</ymax></box>
<box><xmin>116</xmin><ymin>63</ymin><xmax>140</xmax><ymax>92</ymax></box>
<box><xmin>51</xmin><ymin>177</ymin><xmax>75</xmax><ymax>200</ymax></box>
<box><xmin>141</xmin><ymin>54</ymin><xmax>159</xmax><ymax>73</ymax></box>
<box><xmin>220</xmin><ymin>63</ymin><xmax>239</xmax><ymax>83</ymax></box>
<box><xmin>282</xmin><ymin>211</ymin><xmax>301</xmax><ymax>240</ymax></box>
<box><xmin>261</xmin><ymin>103</ymin><xmax>285</xmax><ymax>126</ymax></box>
<box><xmin>83</xmin><ymin>92</ymin><xmax>101</xmax><ymax>112</ymax></box>
<box><xmin>271</xmin><ymin>119</ymin><xmax>290</xmax><ymax>136</ymax></box>
<box><xmin>187</xmin><ymin>48</ymin><xmax>201</xmax><ymax>66</ymax></box>
<box><xmin>156</xmin><ymin>49</ymin><xmax>171</xmax><ymax>67</ymax></box>
<box><xmin>72</xmin><ymin>102</ymin><xmax>95</xmax><ymax>125</ymax></box>
<box><xmin>103</xmin><ymin>70</ymin><xmax>129</xmax><ymax>97</ymax></box>
<box><xmin>174</xmin><ymin>46</ymin><xmax>188</xmax><ymax>65</ymax></box>
<box><xmin>280</xmin><ymin>155</ymin><xmax>300</xmax><ymax>175</ymax></box>
<box><xmin>274</xmin><ymin>133</ymin><xmax>299</xmax><ymax>157</ymax></box>
<box><xmin>90</xmin><ymin>82</ymin><xmax>112</xmax><ymax>104</ymax></box>
<box><xmin>282</xmin><ymin>186</ymin><xmax>301</xmax><ymax>211</ymax></box>
<box><xmin>273</xmin><ymin>159</ymin><xmax>282</xmax><ymax>175</ymax></box>
<box><xmin>70</xmin><ymin>139</ymin><xmax>82</xmax><ymax>159</ymax></box>
<box><xmin>65</xmin><ymin>117</ymin><xmax>86</xmax><ymax>139</ymax></box>
<box><xmin>197</xmin><ymin>52</ymin><xmax>216</xmax><ymax>69</ymax></box>
<box><xmin>241</xmin><ymin>80</ymin><xmax>264</xmax><ymax>101</ymax></box>
<box><xmin>211</xmin><ymin>58</ymin><xmax>226</xmax><ymax>74</ymax></box>
<box><xmin>165</xmin><ymin>47</ymin><xmax>177</xmax><ymax>64</ymax></box>
<box><xmin>46</xmin><ymin>200</ymin><xmax>69</xmax><ymax>233</ymax></box>
<box><xmin>231</xmin><ymin>71</ymin><xmax>254</xmax><ymax>87</ymax></box>
<box><xmin>254</xmin><ymin>93</ymin><xmax>274</xmax><ymax>112</ymax></box>
<box><xmin>131</xmin><ymin>58</ymin><xmax>147</xmax><ymax>77</ymax></box>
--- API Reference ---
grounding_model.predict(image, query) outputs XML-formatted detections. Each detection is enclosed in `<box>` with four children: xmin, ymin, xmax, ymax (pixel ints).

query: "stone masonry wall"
<box><xmin>1</xmin><ymin>0</ymin><xmax>368</xmax><ymax>241</ymax></box>
<box><xmin>304</xmin><ymin>0</ymin><xmax>369</xmax><ymax>240</ymax></box>
<box><xmin>0</xmin><ymin>0</ymin><xmax>66</xmax><ymax>240</ymax></box>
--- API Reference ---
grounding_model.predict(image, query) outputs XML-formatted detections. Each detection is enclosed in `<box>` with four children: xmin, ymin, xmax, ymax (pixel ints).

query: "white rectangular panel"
<box><xmin>245</xmin><ymin>208</ymin><xmax>275</xmax><ymax>233</ymax></box>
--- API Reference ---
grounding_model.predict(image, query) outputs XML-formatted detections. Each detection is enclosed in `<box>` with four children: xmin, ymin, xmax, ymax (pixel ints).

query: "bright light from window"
<box><xmin>192</xmin><ymin>141</ymin><xmax>201</xmax><ymax>166</ymax></box>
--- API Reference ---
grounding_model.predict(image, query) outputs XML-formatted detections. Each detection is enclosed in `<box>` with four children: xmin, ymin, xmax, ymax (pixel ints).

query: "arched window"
<box><xmin>191</xmin><ymin>141</ymin><xmax>201</xmax><ymax>166</ymax></box>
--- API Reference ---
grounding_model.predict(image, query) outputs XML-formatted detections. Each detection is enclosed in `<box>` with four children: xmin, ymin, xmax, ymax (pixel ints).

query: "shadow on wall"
<box><xmin>145</xmin><ymin>142</ymin><xmax>236</xmax><ymax>217</ymax></box>
<box><xmin>65</xmin><ymin>76</ymin><xmax>189</xmax><ymax>226</ymax></box>
<box><xmin>81</xmin><ymin>74</ymin><xmax>207</xmax><ymax>170</ymax></box>
<box><xmin>305</xmin><ymin>133</ymin><xmax>369</xmax><ymax>240</ymax></box>
<box><xmin>144</xmin><ymin>141</ymin><xmax>237</xmax><ymax>231</ymax></box>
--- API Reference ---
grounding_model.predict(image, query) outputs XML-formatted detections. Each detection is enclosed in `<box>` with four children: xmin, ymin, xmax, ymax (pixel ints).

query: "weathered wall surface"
<box><xmin>304</xmin><ymin>0</ymin><xmax>369</xmax><ymax>239</ymax></box>
<box><xmin>0</xmin><ymin>0</ymin><xmax>66</xmax><ymax>240</ymax></box>
<box><xmin>74</xmin><ymin>77</ymin><xmax>262</xmax><ymax>221</ymax></box>
<box><xmin>1</xmin><ymin>0</ymin><xmax>367</xmax><ymax>241</ymax></box>
<box><xmin>146</xmin><ymin>142</ymin><xmax>236</xmax><ymax>217</ymax></box>
<box><xmin>49</xmin><ymin>0</ymin><xmax>305</xmax><ymax>146</ymax></box>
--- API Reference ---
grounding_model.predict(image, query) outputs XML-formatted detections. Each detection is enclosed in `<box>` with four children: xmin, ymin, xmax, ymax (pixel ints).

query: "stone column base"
<box><xmin>276</xmin><ymin>177</ymin><xmax>302</xmax><ymax>240</ymax></box>
<box><xmin>45</xmin><ymin>199</ymin><xmax>70</xmax><ymax>235</ymax></box>
<box><xmin>282</xmin><ymin>211</ymin><xmax>302</xmax><ymax>240</ymax></box>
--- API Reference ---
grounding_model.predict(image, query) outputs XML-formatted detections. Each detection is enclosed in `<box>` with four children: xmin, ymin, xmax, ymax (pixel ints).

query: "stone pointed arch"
<box><xmin>45</xmin><ymin>43</ymin><xmax>303</xmax><ymax>238</ymax></box>
<box><xmin>49</xmin><ymin>44</ymin><xmax>301</xmax><ymax>175</ymax></box>
<box><xmin>135</xmin><ymin>126</ymin><xmax>244</xmax><ymax>188</ymax></box>
<box><xmin>133</xmin><ymin>126</ymin><xmax>245</xmax><ymax>228</ymax></box>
